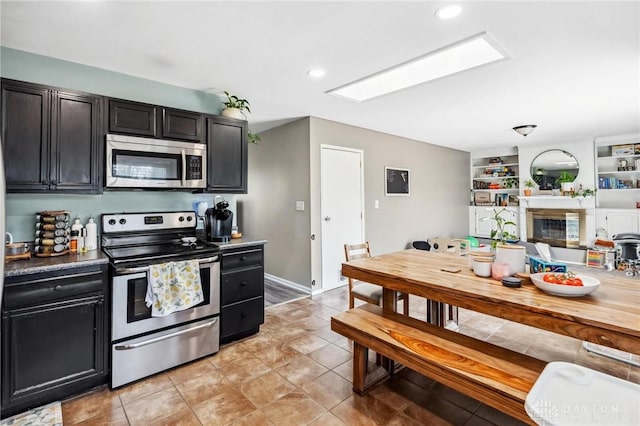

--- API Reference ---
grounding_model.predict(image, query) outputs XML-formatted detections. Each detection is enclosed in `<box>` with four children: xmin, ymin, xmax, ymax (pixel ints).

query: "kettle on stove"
<box><xmin>205</xmin><ymin>200</ymin><xmax>233</xmax><ymax>242</ymax></box>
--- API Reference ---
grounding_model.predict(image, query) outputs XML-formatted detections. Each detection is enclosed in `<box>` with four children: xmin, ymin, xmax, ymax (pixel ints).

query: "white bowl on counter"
<box><xmin>530</xmin><ymin>273</ymin><xmax>600</xmax><ymax>297</ymax></box>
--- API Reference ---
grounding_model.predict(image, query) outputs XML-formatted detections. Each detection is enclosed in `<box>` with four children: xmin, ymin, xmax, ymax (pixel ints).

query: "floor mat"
<box><xmin>0</xmin><ymin>402</ymin><xmax>62</xmax><ymax>426</ymax></box>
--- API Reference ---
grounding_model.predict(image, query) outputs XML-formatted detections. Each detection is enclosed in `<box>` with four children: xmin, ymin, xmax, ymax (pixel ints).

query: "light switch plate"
<box><xmin>296</xmin><ymin>201</ymin><xmax>305</xmax><ymax>211</ymax></box>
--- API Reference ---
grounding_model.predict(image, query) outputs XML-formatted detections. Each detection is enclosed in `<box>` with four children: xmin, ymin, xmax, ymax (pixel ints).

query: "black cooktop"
<box><xmin>103</xmin><ymin>238</ymin><xmax>219</xmax><ymax>266</ymax></box>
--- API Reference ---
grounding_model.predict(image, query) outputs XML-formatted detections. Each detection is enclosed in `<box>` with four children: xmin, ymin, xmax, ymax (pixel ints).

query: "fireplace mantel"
<box><xmin>518</xmin><ymin>195</ymin><xmax>596</xmax><ymax>209</ymax></box>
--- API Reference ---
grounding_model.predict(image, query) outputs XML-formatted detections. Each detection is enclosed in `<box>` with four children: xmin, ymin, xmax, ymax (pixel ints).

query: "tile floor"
<box><xmin>62</xmin><ymin>286</ymin><xmax>639</xmax><ymax>425</ymax></box>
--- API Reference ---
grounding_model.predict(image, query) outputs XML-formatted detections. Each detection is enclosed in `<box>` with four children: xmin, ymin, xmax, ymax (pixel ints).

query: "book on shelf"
<box><xmin>598</xmin><ymin>176</ymin><xmax>638</xmax><ymax>189</ymax></box>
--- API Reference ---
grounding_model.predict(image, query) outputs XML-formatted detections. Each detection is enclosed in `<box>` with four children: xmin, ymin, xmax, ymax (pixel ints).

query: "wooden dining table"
<box><xmin>341</xmin><ymin>249</ymin><xmax>640</xmax><ymax>356</ymax></box>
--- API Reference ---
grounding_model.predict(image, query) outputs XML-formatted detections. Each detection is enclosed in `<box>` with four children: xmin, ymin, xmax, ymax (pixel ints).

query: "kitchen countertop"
<box><xmin>3</xmin><ymin>237</ymin><xmax>267</xmax><ymax>277</ymax></box>
<box><xmin>4</xmin><ymin>250</ymin><xmax>109</xmax><ymax>278</ymax></box>
<box><xmin>216</xmin><ymin>237</ymin><xmax>267</xmax><ymax>251</ymax></box>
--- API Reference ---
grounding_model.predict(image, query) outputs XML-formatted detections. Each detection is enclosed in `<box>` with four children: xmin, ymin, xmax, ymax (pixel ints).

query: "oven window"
<box><xmin>126</xmin><ymin>267</ymin><xmax>211</xmax><ymax>323</ymax></box>
<box><xmin>112</xmin><ymin>149</ymin><xmax>181</xmax><ymax>181</ymax></box>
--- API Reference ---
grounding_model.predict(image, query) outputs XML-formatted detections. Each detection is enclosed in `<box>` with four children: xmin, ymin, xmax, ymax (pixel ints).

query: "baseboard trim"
<box><xmin>264</xmin><ymin>273</ymin><xmax>312</xmax><ymax>294</ymax></box>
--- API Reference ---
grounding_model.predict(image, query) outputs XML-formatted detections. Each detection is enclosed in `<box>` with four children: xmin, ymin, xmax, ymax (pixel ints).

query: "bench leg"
<box><xmin>352</xmin><ymin>342</ymin><xmax>368</xmax><ymax>394</ymax></box>
<box><xmin>353</xmin><ymin>342</ymin><xmax>393</xmax><ymax>395</ymax></box>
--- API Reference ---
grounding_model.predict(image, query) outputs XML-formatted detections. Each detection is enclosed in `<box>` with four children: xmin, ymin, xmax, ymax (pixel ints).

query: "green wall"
<box><xmin>1</xmin><ymin>48</ymin><xmax>234</xmax><ymax>242</ymax></box>
<box><xmin>0</xmin><ymin>47</ymin><xmax>221</xmax><ymax>113</ymax></box>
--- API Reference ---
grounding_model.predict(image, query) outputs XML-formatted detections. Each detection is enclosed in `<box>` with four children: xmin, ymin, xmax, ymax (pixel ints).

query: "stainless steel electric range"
<box><xmin>101</xmin><ymin>211</ymin><xmax>220</xmax><ymax>388</ymax></box>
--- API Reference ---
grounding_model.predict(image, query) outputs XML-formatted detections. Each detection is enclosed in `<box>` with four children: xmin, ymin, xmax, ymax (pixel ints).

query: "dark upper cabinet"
<box><xmin>108</xmin><ymin>99</ymin><xmax>157</xmax><ymax>137</ymax></box>
<box><xmin>162</xmin><ymin>107</ymin><xmax>204</xmax><ymax>142</ymax></box>
<box><xmin>207</xmin><ymin>116</ymin><xmax>248</xmax><ymax>193</ymax></box>
<box><xmin>108</xmin><ymin>99</ymin><xmax>204</xmax><ymax>142</ymax></box>
<box><xmin>1</xmin><ymin>79</ymin><xmax>101</xmax><ymax>193</ymax></box>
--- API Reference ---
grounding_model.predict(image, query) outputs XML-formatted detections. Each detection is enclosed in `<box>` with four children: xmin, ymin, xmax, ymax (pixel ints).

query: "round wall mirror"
<box><xmin>530</xmin><ymin>150</ymin><xmax>579</xmax><ymax>190</ymax></box>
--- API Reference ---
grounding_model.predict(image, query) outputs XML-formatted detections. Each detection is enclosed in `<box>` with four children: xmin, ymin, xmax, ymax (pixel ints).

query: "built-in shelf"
<box><xmin>473</xmin><ymin>176</ymin><xmax>520</xmax><ymax>181</ymax></box>
<box><xmin>596</xmin><ymin>136</ymin><xmax>640</xmax><ymax>196</ymax></box>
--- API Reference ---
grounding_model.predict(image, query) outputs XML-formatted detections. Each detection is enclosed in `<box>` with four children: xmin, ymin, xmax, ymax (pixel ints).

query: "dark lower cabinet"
<box><xmin>1</xmin><ymin>265</ymin><xmax>108</xmax><ymax>419</ymax></box>
<box><xmin>207</xmin><ymin>116</ymin><xmax>248</xmax><ymax>193</ymax></box>
<box><xmin>1</xmin><ymin>79</ymin><xmax>101</xmax><ymax>193</ymax></box>
<box><xmin>220</xmin><ymin>245</ymin><xmax>265</xmax><ymax>343</ymax></box>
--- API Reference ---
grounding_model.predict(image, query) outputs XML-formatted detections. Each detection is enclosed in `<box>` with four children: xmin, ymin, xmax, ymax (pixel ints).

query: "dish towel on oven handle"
<box><xmin>145</xmin><ymin>259</ymin><xmax>204</xmax><ymax>317</ymax></box>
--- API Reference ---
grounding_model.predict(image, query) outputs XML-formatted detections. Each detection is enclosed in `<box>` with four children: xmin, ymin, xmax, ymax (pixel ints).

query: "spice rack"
<box><xmin>34</xmin><ymin>211</ymin><xmax>70</xmax><ymax>257</ymax></box>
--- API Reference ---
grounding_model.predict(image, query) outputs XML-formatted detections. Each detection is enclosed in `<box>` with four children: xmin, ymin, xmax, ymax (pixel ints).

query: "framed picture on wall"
<box><xmin>385</xmin><ymin>167</ymin><xmax>410</xmax><ymax>196</ymax></box>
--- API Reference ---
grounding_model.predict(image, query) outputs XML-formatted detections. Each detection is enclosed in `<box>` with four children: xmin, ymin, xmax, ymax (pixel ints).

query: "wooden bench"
<box><xmin>331</xmin><ymin>304</ymin><xmax>546</xmax><ymax>424</ymax></box>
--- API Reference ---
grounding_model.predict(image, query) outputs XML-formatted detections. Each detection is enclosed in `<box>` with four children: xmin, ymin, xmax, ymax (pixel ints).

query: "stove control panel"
<box><xmin>102</xmin><ymin>211</ymin><xmax>197</xmax><ymax>234</ymax></box>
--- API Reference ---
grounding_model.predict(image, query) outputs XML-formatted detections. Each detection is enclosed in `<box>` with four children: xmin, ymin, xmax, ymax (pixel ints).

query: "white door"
<box><xmin>321</xmin><ymin>146</ymin><xmax>364</xmax><ymax>291</ymax></box>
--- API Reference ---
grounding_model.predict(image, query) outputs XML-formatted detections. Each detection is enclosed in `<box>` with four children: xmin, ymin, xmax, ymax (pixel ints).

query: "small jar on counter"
<box><xmin>70</xmin><ymin>230</ymin><xmax>79</xmax><ymax>253</ymax></box>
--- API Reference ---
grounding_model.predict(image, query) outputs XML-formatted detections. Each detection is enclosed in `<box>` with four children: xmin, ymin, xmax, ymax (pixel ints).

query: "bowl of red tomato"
<box><xmin>530</xmin><ymin>272</ymin><xmax>600</xmax><ymax>297</ymax></box>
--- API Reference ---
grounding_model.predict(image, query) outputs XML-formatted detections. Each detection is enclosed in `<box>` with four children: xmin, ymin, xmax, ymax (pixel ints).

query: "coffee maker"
<box><xmin>205</xmin><ymin>200</ymin><xmax>233</xmax><ymax>242</ymax></box>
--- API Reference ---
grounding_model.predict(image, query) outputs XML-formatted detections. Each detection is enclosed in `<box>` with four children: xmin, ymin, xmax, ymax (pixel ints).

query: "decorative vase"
<box><xmin>221</xmin><ymin>107</ymin><xmax>246</xmax><ymax>120</ymax></box>
<box><xmin>561</xmin><ymin>182</ymin><xmax>574</xmax><ymax>193</ymax></box>
<box><xmin>495</xmin><ymin>244</ymin><xmax>526</xmax><ymax>275</ymax></box>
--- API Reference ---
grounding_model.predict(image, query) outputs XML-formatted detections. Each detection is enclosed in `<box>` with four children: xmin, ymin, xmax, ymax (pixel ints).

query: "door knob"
<box><xmin>324</xmin><ymin>216</ymin><xmax>331</xmax><ymax>221</ymax></box>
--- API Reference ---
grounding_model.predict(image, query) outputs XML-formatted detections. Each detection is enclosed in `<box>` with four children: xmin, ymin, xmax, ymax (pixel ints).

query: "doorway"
<box><xmin>320</xmin><ymin>145</ymin><xmax>365</xmax><ymax>291</ymax></box>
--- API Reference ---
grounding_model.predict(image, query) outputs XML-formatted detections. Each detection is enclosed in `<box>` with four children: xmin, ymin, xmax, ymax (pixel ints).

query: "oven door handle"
<box><xmin>181</xmin><ymin>149</ymin><xmax>186</xmax><ymax>187</ymax></box>
<box><xmin>114</xmin><ymin>255</ymin><xmax>220</xmax><ymax>274</ymax></box>
<box><xmin>114</xmin><ymin>318</ymin><xmax>218</xmax><ymax>350</ymax></box>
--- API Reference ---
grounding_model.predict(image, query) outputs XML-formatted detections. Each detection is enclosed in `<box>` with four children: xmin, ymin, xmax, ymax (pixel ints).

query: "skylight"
<box><xmin>327</xmin><ymin>33</ymin><xmax>508</xmax><ymax>102</ymax></box>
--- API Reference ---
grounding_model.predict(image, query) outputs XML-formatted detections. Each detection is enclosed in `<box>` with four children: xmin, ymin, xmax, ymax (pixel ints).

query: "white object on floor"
<box><xmin>0</xmin><ymin>401</ymin><xmax>62</xmax><ymax>425</ymax></box>
<box><xmin>525</xmin><ymin>361</ymin><xmax>640</xmax><ymax>426</ymax></box>
<box><xmin>582</xmin><ymin>341</ymin><xmax>640</xmax><ymax>367</ymax></box>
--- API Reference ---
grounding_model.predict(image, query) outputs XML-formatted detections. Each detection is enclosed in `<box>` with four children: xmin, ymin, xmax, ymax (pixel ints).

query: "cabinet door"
<box><xmin>162</xmin><ymin>108</ymin><xmax>204</xmax><ymax>142</ymax></box>
<box><xmin>1</xmin><ymin>295</ymin><xmax>106</xmax><ymax>416</ymax></box>
<box><xmin>108</xmin><ymin>99</ymin><xmax>157</xmax><ymax>137</ymax></box>
<box><xmin>206</xmin><ymin>116</ymin><xmax>248</xmax><ymax>193</ymax></box>
<box><xmin>51</xmin><ymin>91</ymin><xmax>101</xmax><ymax>192</ymax></box>
<box><xmin>605</xmin><ymin>210</ymin><xmax>639</xmax><ymax>237</ymax></box>
<box><xmin>503</xmin><ymin>207</ymin><xmax>519</xmax><ymax>240</ymax></box>
<box><xmin>473</xmin><ymin>207</ymin><xmax>494</xmax><ymax>237</ymax></box>
<box><xmin>1</xmin><ymin>80</ymin><xmax>51</xmax><ymax>191</ymax></box>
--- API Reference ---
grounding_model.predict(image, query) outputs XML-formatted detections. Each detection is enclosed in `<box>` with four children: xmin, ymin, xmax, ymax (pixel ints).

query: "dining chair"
<box><xmin>343</xmin><ymin>242</ymin><xmax>410</xmax><ymax>315</ymax></box>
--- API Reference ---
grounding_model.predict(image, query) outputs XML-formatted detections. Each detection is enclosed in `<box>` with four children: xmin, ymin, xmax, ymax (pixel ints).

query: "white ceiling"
<box><xmin>1</xmin><ymin>1</ymin><xmax>638</xmax><ymax>152</ymax></box>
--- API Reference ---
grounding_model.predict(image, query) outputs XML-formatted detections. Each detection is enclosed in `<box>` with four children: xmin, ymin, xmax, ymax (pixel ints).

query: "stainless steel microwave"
<box><xmin>105</xmin><ymin>134</ymin><xmax>206</xmax><ymax>189</ymax></box>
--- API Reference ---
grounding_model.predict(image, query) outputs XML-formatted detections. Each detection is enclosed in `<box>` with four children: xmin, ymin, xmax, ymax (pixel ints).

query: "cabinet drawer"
<box><xmin>221</xmin><ymin>267</ymin><xmax>264</xmax><ymax>305</ymax></box>
<box><xmin>222</xmin><ymin>248</ymin><xmax>263</xmax><ymax>270</ymax></box>
<box><xmin>3</xmin><ymin>271</ymin><xmax>105</xmax><ymax>308</ymax></box>
<box><xmin>220</xmin><ymin>297</ymin><xmax>264</xmax><ymax>339</ymax></box>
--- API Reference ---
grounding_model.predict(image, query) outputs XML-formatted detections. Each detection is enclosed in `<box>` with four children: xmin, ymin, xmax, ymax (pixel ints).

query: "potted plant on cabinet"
<box><xmin>248</xmin><ymin>131</ymin><xmax>261</xmax><ymax>144</ymax></box>
<box><xmin>523</xmin><ymin>179</ymin><xmax>536</xmax><ymax>196</ymax></box>
<box><xmin>221</xmin><ymin>91</ymin><xmax>251</xmax><ymax>120</ymax></box>
<box><xmin>555</xmin><ymin>171</ymin><xmax>575</xmax><ymax>193</ymax></box>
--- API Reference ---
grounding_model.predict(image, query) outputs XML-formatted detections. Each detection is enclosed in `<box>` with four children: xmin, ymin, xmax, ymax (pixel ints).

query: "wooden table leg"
<box><xmin>382</xmin><ymin>288</ymin><xmax>397</xmax><ymax>372</ymax></box>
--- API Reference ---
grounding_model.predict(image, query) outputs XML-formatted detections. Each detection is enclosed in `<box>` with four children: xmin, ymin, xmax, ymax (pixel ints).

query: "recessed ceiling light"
<box><xmin>435</xmin><ymin>5</ymin><xmax>462</xmax><ymax>20</ymax></box>
<box><xmin>327</xmin><ymin>32</ymin><xmax>507</xmax><ymax>103</ymax></box>
<box><xmin>307</xmin><ymin>69</ymin><xmax>326</xmax><ymax>78</ymax></box>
